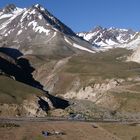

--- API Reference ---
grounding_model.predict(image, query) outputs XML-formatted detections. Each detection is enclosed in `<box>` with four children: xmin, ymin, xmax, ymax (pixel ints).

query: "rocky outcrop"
<box><xmin>62</xmin><ymin>79</ymin><xmax>124</xmax><ymax>102</ymax></box>
<box><xmin>22</xmin><ymin>96</ymin><xmax>49</xmax><ymax>117</ymax></box>
<box><xmin>128</xmin><ymin>47</ymin><xmax>140</xmax><ymax>63</ymax></box>
<box><xmin>0</xmin><ymin>96</ymin><xmax>50</xmax><ymax>117</ymax></box>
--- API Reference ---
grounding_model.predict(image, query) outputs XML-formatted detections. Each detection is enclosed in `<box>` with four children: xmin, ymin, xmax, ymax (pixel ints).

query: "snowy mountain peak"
<box><xmin>77</xmin><ymin>26</ymin><xmax>137</xmax><ymax>49</ymax></box>
<box><xmin>2</xmin><ymin>4</ymin><xmax>23</xmax><ymax>14</ymax></box>
<box><xmin>3</xmin><ymin>4</ymin><xmax>17</xmax><ymax>13</ymax></box>
<box><xmin>0</xmin><ymin>4</ymin><xmax>76</xmax><ymax>36</ymax></box>
<box><xmin>33</xmin><ymin>4</ymin><xmax>45</xmax><ymax>11</ymax></box>
<box><xmin>0</xmin><ymin>4</ymin><xmax>94</xmax><ymax>56</ymax></box>
<box><xmin>91</xmin><ymin>25</ymin><xmax>103</xmax><ymax>32</ymax></box>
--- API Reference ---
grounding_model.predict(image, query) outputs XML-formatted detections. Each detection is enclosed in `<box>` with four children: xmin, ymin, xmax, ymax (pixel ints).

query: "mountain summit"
<box><xmin>0</xmin><ymin>4</ymin><xmax>94</xmax><ymax>56</ymax></box>
<box><xmin>3</xmin><ymin>4</ymin><xmax>17</xmax><ymax>13</ymax></box>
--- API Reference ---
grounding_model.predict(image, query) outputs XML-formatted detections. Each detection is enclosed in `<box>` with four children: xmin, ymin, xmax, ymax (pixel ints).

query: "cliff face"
<box><xmin>0</xmin><ymin>96</ymin><xmax>47</xmax><ymax>117</ymax></box>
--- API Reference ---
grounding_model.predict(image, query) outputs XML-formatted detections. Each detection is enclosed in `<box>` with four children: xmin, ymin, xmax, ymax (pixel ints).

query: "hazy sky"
<box><xmin>0</xmin><ymin>0</ymin><xmax>139</xmax><ymax>32</ymax></box>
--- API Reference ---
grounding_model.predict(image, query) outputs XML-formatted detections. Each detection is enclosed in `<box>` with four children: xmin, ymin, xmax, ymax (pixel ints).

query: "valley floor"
<box><xmin>100</xmin><ymin>123</ymin><xmax>140</xmax><ymax>140</ymax></box>
<box><xmin>0</xmin><ymin>119</ymin><xmax>140</xmax><ymax>140</ymax></box>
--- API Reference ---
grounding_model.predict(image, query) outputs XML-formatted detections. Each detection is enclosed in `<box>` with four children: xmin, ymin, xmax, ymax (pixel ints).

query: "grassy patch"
<box><xmin>62</xmin><ymin>48</ymin><xmax>140</xmax><ymax>79</ymax></box>
<box><xmin>113</xmin><ymin>91</ymin><xmax>140</xmax><ymax>112</ymax></box>
<box><xmin>0</xmin><ymin>75</ymin><xmax>44</xmax><ymax>104</ymax></box>
<box><xmin>100</xmin><ymin>123</ymin><xmax>140</xmax><ymax>140</ymax></box>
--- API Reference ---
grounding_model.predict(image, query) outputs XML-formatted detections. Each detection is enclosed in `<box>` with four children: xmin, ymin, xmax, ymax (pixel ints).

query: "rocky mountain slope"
<box><xmin>0</xmin><ymin>4</ymin><xmax>94</xmax><ymax>57</ymax></box>
<box><xmin>77</xmin><ymin>26</ymin><xmax>138</xmax><ymax>50</ymax></box>
<box><xmin>0</xmin><ymin>50</ymin><xmax>69</xmax><ymax>117</ymax></box>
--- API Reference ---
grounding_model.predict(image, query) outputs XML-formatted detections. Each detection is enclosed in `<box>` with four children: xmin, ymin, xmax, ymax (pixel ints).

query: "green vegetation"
<box><xmin>0</xmin><ymin>75</ymin><xmax>44</xmax><ymax>104</ymax></box>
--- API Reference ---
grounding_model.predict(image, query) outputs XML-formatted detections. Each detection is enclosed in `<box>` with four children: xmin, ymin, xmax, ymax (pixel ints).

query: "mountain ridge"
<box><xmin>77</xmin><ymin>26</ymin><xmax>138</xmax><ymax>50</ymax></box>
<box><xmin>0</xmin><ymin>4</ymin><xmax>95</xmax><ymax>57</ymax></box>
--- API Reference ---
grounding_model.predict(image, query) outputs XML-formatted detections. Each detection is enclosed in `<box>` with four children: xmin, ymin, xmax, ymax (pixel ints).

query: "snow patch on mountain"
<box><xmin>0</xmin><ymin>14</ymin><xmax>13</xmax><ymax>19</ymax></box>
<box><xmin>64</xmin><ymin>36</ymin><xmax>95</xmax><ymax>53</ymax></box>
<box><xmin>17</xmin><ymin>29</ymin><xmax>22</xmax><ymax>35</ymax></box>
<box><xmin>0</xmin><ymin>7</ymin><xmax>23</xmax><ymax>20</ymax></box>
<box><xmin>34</xmin><ymin>4</ymin><xmax>45</xmax><ymax>11</ymax></box>
<box><xmin>0</xmin><ymin>8</ymin><xmax>24</xmax><ymax>31</ymax></box>
<box><xmin>106</xmin><ymin>39</ymin><xmax>117</xmax><ymax>45</ymax></box>
<box><xmin>46</xmin><ymin>32</ymin><xmax>57</xmax><ymax>42</ymax></box>
<box><xmin>35</xmin><ymin>26</ymin><xmax>50</xmax><ymax>35</ymax></box>
<box><xmin>73</xmin><ymin>43</ymin><xmax>95</xmax><ymax>53</ymax></box>
<box><xmin>28</xmin><ymin>20</ymin><xmax>50</xmax><ymax>35</ymax></box>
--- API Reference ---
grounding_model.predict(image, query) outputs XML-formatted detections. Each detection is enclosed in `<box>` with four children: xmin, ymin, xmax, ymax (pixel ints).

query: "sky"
<box><xmin>0</xmin><ymin>0</ymin><xmax>140</xmax><ymax>32</ymax></box>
